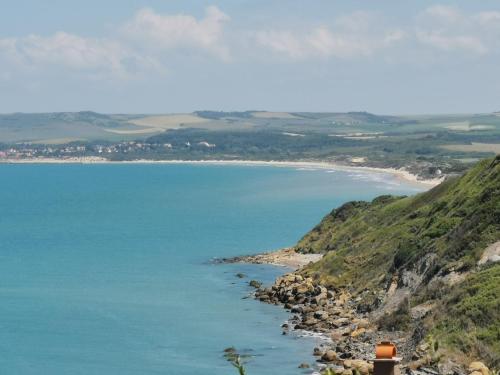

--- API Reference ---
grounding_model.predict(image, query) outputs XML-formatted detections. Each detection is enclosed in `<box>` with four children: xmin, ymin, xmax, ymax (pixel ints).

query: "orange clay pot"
<box><xmin>376</xmin><ymin>342</ymin><xmax>397</xmax><ymax>359</ymax></box>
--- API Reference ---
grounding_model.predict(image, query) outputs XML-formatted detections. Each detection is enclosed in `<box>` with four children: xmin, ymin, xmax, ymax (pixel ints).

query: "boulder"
<box><xmin>333</xmin><ymin>318</ymin><xmax>350</xmax><ymax>327</ymax></box>
<box><xmin>329</xmin><ymin>307</ymin><xmax>343</xmax><ymax>316</ymax></box>
<box><xmin>339</xmin><ymin>351</ymin><xmax>352</xmax><ymax>359</ymax></box>
<box><xmin>294</xmin><ymin>275</ymin><xmax>304</xmax><ymax>282</ymax></box>
<box><xmin>330</xmin><ymin>331</ymin><xmax>344</xmax><ymax>341</ymax></box>
<box><xmin>350</xmin><ymin>360</ymin><xmax>372</xmax><ymax>375</ymax></box>
<box><xmin>312</xmin><ymin>296</ymin><xmax>325</xmax><ymax>305</ymax></box>
<box><xmin>283</xmin><ymin>274</ymin><xmax>296</xmax><ymax>283</ymax></box>
<box><xmin>336</xmin><ymin>292</ymin><xmax>350</xmax><ymax>306</ymax></box>
<box><xmin>469</xmin><ymin>362</ymin><xmax>489</xmax><ymax>375</ymax></box>
<box><xmin>304</xmin><ymin>318</ymin><xmax>318</xmax><ymax>326</ymax></box>
<box><xmin>350</xmin><ymin>327</ymin><xmax>366</xmax><ymax>338</ymax></box>
<box><xmin>343</xmin><ymin>359</ymin><xmax>353</xmax><ymax>368</ymax></box>
<box><xmin>352</xmin><ymin>318</ymin><xmax>370</xmax><ymax>329</ymax></box>
<box><xmin>302</xmin><ymin>305</ymin><xmax>314</xmax><ymax>313</ymax></box>
<box><xmin>313</xmin><ymin>347</ymin><xmax>324</xmax><ymax>356</ymax></box>
<box><xmin>295</xmin><ymin>283</ymin><xmax>313</xmax><ymax>294</ymax></box>
<box><xmin>248</xmin><ymin>279</ymin><xmax>262</xmax><ymax>288</ymax></box>
<box><xmin>321</xmin><ymin>350</ymin><xmax>338</xmax><ymax>362</ymax></box>
<box><xmin>311</xmin><ymin>297</ymin><xmax>324</xmax><ymax>305</ymax></box>
<box><xmin>314</xmin><ymin>310</ymin><xmax>329</xmax><ymax>320</ymax></box>
<box><xmin>314</xmin><ymin>285</ymin><xmax>327</xmax><ymax>295</ymax></box>
<box><xmin>296</xmin><ymin>296</ymin><xmax>306</xmax><ymax>304</ymax></box>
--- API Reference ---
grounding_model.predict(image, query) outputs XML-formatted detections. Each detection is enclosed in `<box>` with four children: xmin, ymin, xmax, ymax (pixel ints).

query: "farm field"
<box><xmin>1</xmin><ymin>110</ymin><xmax>499</xmax><ymax>179</ymax></box>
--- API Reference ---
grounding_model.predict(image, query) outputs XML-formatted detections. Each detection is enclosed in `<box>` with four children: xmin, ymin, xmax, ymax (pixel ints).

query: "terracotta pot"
<box><xmin>376</xmin><ymin>342</ymin><xmax>397</xmax><ymax>359</ymax></box>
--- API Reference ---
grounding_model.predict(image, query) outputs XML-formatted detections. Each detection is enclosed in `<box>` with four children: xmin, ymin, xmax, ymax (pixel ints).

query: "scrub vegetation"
<box><xmin>296</xmin><ymin>156</ymin><xmax>500</xmax><ymax>367</ymax></box>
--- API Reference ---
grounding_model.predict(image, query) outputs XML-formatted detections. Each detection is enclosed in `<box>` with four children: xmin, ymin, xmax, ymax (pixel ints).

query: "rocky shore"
<box><xmin>224</xmin><ymin>249</ymin><xmax>494</xmax><ymax>375</ymax></box>
<box><xmin>254</xmin><ymin>272</ymin><xmax>406</xmax><ymax>374</ymax></box>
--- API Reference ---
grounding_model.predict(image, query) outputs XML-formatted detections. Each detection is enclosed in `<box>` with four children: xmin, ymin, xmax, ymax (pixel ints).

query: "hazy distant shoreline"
<box><xmin>0</xmin><ymin>157</ymin><xmax>444</xmax><ymax>187</ymax></box>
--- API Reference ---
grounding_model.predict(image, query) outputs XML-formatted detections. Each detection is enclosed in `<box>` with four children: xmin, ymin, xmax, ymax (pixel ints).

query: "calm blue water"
<box><xmin>0</xmin><ymin>164</ymin><xmax>423</xmax><ymax>374</ymax></box>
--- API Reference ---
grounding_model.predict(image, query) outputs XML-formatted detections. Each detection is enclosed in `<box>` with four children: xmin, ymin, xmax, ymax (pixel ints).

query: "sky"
<box><xmin>1</xmin><ymin>0</ymin><xmax>499</xmax><ymax>114</ymax></box>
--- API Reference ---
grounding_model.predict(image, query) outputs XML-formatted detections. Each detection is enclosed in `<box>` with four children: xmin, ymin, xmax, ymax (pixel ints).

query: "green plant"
<box><xmin>230</xmin><ymin>356</ymin><xmax>246</xmax><ymax>375</ymax></box>
<box><xmin>224</xmin><ymin>347</ymin><xmax>249</xmax><ymax>375</ymax></box>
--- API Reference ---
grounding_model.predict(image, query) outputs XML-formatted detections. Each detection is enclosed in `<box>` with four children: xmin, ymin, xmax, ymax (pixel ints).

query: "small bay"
<box><xmin>0</xmin><ymin>164</ymin><xmax>423</xmax><ymax>374</ymax></box>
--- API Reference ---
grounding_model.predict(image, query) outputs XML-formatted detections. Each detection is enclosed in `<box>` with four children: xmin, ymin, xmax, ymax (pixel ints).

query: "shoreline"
<box><xmin>220</xmin><ymin>247</ymin><xmax>323</xmax><ymax>270</ymax></box>
<box><xmin>0</xmin><ymin>157</ymin><xmax>444</xmax><ymax>187</ymax></box>
<box><xmin>235</xmin><ymin>248</ymin><xmax>411</xmax><ymax>372</ymax></box>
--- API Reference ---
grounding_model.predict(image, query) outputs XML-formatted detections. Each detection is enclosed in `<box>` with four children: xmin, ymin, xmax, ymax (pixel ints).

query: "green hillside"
<box><xmin>2</xmin><ymin>111</ymin><xmax>500</xmax><ymax>181</ymax></box>
<box><xmin>295</xmin><ymin>156</ymin><xmax>500</xmax><ymax>367</ymax></box>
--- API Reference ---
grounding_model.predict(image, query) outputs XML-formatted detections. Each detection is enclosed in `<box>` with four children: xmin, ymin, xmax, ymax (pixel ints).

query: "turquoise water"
<box><xmin>0</xmin><ymin>164</ymin><xmax>423</xmax><ymax>374</ymax></box>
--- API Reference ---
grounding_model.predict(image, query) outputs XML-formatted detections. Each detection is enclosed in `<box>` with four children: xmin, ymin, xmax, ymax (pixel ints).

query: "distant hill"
<box><xmin>1</xmin><ymin>111</ymin><xmax>499</xmax><ymax>180</ymax></box>
<box><xmin>296</xmin><ymin>156</ymin><xmax>500</xmax><ymax>367</ymax></box>
<box><xmin>193</xmin><ymin>110</ymin><xmax>255</xmax><ymax>119</ymax></box>
<box><xmin>0</xmin><ymin>111</ymin><xmax>131</xmax><ymax>143</ymax></box>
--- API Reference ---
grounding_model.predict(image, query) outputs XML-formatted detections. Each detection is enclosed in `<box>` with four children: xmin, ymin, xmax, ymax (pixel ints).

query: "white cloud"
<box><xmin>254</xmin><ymin>30</ymin><xmax>306</xmax><ymax>59</ymax></box>
<box><xmin>416</xmin><ymin>30</ymin><xmax>487</xmax><ymax>54</ymax></box>
<box><xmin>252</xmin><ymin>5</ymin><xmax>500</xmax><ymax>62</ymax></box>
<box><xmin>424</xmin><ymin>5</ymin><xmax>463</xmax><ymax>24</ymax></box>
<box><xmin>254</xmin><ymin>12</ymin><xmax>405</xmax><ymax>61</ymax></box>
<box><xmin>384</xmin><ymin>30</ymin><xmax>406</xmax><ymax>44</ymax></box>
<box><xmin>0</xmin><ymin>32</ymin><xmax>162</xmax><ymax>78</ymax></box>
<box><xmin>475</xmin><ymin>11</ymin><xmax>500</xmax><ymax>26</ymax></box>
<box><xmin>1</xmin><ymin>3</ymin><xmax>499</xmax><ymax>81</ymax></box>
<box><xmin>305</xmin><ymin>27</ymin><xmax>383</xmax><ymax>58</ymax></box>
<box><xmin>0</xmin><ymin>6</ymin><xmax>231</xmax><ymax>81</ymax></box>
<box><xmin>122</xmin><ymin>6</ymin><xmax>231</xmax><ymax>60</ymax></box>
<box><xmin>416</xmin><ymin>5</ymin><xmax>500</xmax><ymax>55</ymax></box>
<box><xmin>334</xmin><ymin>11</ymin><xmax>378</xmax><ymax>32</ymax></box>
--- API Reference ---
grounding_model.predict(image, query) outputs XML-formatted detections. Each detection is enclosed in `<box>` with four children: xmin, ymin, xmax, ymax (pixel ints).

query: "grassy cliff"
<box><xmin>295</xmin><ymin>156</ymin><xmax>500</xmax><ymax>367</ymax></box>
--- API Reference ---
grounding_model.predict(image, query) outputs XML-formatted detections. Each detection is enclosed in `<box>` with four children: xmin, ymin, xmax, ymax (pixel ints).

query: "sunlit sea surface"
<box><xmin>0</xmin><ymin>164</ymin><xmax>423</xmax><ymax>374</ymax></box>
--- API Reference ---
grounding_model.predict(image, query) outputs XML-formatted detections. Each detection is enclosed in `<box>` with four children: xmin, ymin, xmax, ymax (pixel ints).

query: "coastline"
<box><xmin>233</xmin><ymin>248</ymin><xmax>411</xmax><ymax>372</ymax></box>
<box><xmin>220</xmin><ymin>247</ymin><xmax>323</xmax><ymax>270</ymax></box>
<box><xmin>0</xmin><ymin>157</ymin><xmax>444</xmax><ymax>188</ymax></box>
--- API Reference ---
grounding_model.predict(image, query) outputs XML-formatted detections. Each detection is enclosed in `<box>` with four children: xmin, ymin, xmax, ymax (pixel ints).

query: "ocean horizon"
<box><xmin>0</xmin><ymin>164</ymin><xmax>423</xmax><ymax>374</ymax></box>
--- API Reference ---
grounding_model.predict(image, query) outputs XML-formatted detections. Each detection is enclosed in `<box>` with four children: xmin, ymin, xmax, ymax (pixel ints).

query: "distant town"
<box><xmin>0</xmin><ymin>140</ymin><xmax>216</xmax><ymax>160</ymax></box>
<box><xmin>1</xmin><ymin>111</ymin><xmax>499</xmax><ymax>181</ymax></box>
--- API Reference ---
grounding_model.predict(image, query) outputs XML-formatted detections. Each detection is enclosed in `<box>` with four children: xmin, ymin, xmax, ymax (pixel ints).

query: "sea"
<box><xmin>0</xmin><ymin>163</ymin><xmax>424</xmax><ymax>375</ymax></box>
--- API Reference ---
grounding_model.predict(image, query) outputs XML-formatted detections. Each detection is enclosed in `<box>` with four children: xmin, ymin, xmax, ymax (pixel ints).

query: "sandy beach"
<box><xmin>0</xmin><ymin>157</ymin><xmax>444</xmax><ymax>187</ymax></box>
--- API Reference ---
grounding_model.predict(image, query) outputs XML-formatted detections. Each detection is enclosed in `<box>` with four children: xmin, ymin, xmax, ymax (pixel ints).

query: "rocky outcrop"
<box><xmin>253</xmin><ymin>272</ymin><xmax>412</xmax><ymax>372</ymax></box>
<box><xmin>478</xmin><ymin>241</ymin><xmax>500</xmax><ymax>265</ymax></box>
<box><xmin>219</xmin><ymin>247</ymin><xmax>323</xmax><ymax>269</ymax></box>
<box><xmin>468</xmin><ymin>362</ymin><xmax>491</xmax><ymax>375</ymax></box>
<box><xmin>248</xmin><ymin>280</ymin><xmax>262</xmax><ymax>288</ymax></box>
<box><xmin>251</xmin><ymin>270</ymin><xmax>490</xmax><ymax>375</ymax></box>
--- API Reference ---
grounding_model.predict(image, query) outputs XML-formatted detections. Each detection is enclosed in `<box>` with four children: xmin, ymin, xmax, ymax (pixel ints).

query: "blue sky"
<box><xmin>1</xmin><ymin>0</ymin><xmax>499</xmax><ymax>114</ymax></box>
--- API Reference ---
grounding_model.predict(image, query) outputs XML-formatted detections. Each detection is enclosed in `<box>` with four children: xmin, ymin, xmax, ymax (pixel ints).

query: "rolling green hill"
<box><xmin>2</xmin><ymin>111</ymin><xmax>500</xmax><ymax>180</ymax></box>
<box><xmin>296</xmin><ymin>156</ymin><xmax>500</xmax><ymax>367</ymax></box>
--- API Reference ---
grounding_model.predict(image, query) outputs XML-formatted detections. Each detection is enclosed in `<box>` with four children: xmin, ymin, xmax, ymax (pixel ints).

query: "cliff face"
<box><xmin>295</xmin><ymin>156</ymin><xmax>500</xmax><ymax>367</ymax></box>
